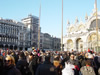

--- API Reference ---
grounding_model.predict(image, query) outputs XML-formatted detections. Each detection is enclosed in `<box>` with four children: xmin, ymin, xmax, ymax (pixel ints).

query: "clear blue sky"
<box><xmin>0</xmin><ymin>0</ymin><xmax>100</xmax><ymax>38</ymax></box>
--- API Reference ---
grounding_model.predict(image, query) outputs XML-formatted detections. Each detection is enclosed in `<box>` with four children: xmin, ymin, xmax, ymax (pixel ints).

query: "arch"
<box><xmin>5</xmin><ymin>45</ymin><xmax>8</xmax><ymax>48</ymax></box>
<box><xmin>87</xmin><ymin>33</ymin><xmax>97</xmax><ymax>42</ymax></box>
<box><xmin>5</xmin><ymin>45</ymin><xmax>8</xmax><ymax>50</ymax></box>
<box><xmin>25</xmin><ymin>47</ymin><xmax>27</xmax><ymax>51</ymax></box>
<box><xmin>19</xmin><ymin>47</ymin><xmax>23</xmax><ymax>50</ymax></box>
<box><xmin>89</xmin><ymin>19</ymin><xmax>100</xmax><ymax>29</ymax></box>
<box><xmin>87</xmin><ymin>15</ymin><xmax>100</xmax><ymax>29</ymax></box>
<box><xmin>14</xmin><ymin>45</ymin><xmax>17</xmax><ymax>50</ymax></box>
<box><xmin>69</xmin><ymin>27</ymin><xmax>74</xmax><ymax>32</ymax></box>
<box><xmin>0</xmin><ymin>44</ymin><xmax>3</xmax><ymax>49</ymax></box>
<box><xmin>86</xmin><ymin>32</ymin><xmax>100</xmax><ymax>50</ymax></box>
<box><xmin>10</xmin><ymin>45</ymin><xmax>13</xmax><ymax>50</ymax></box>
<box><xmin>67</xmin><ymin>39</ymin><xmax>74</xmax><ymax>51</ymax></box>
<box><xmin>77</xmin><ymin>24</ymin><xmax>85</xmax><ymax>31</ymax></box>
<box><xmin>76</xmin><ymin>38</ymin><xmax>83</xmax><ymax>51</ymax></box>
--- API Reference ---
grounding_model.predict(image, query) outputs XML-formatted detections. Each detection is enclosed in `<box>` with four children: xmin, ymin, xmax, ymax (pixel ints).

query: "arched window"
<box><xmin>90</xmin><ymin>19</ymin><xmax>100</xmax><ymax>29</ymax></box>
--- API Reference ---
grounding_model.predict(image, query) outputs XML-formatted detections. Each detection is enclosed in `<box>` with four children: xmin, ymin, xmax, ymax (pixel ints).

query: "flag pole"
<box><xmin>95</xmin><ymin>0</ymin><xmax>98</xmax><ymax>53</ymax></box>
<box><xmin>61</xmin><ymin>0</ymin><xmax>63</xmax><ymax>51</ymax></box>
<box><xmin>38</xmin><ymin>0</ymin><xmax>41</xmax><ymax>50</ymax></box>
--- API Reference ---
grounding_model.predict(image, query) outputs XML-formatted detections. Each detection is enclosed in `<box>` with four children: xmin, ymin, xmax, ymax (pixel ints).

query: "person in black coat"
<box><xmin>28</xmin><ymin>52</ymin><xmax>39</xmax><ymax>75</ymax></box>
<box><xmin>16</xmin><ymin>52</ymin><xmax>31</xmax><ymax>75</ymax></box>
<box><xmin>3</xmin><ymin>55</ymin><xmax>21</xmax><ymax>75</ymax></box>
<box><xmin>28</xmin><ymin>53</ymin><xmax>36</xmax><ymax>75</ymax></box>
<box><xmin>35</xmin><ymin>54</ymin><xmax>57</xmax><ymax>75</ymax></box>
<box><xmin>0</xmin><ymin>55</ymin><xmax>4</xmax><ymax>75</ymax></box>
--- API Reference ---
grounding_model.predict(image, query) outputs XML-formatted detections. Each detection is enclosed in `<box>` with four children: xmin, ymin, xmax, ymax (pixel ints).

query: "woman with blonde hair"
<box><xmin>3</xmin><ymin>55</ymin><xmax>21</xmax><ymax>75</ymax></box>
<box><xmin>53</xmin><ymin>55</ymin><xmax>63</xmax><ymax>75</ymax></box>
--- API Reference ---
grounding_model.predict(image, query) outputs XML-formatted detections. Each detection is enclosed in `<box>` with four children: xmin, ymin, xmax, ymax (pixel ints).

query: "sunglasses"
<box><xmin>4</xmin><ymin>60</ymin><xmax>11</xmax><ymax>62</ymax></box>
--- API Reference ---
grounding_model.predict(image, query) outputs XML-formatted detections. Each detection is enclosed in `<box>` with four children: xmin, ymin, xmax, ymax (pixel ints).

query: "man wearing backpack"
<box><xmin>79</xmin><ymin>60</ymin><xmax>96</xmax><ymax>75</ymax></box>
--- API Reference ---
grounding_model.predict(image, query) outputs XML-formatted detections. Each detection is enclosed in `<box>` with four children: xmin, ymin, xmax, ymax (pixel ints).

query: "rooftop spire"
<box><xmin>67</xmin><ymin>20</ymin><xmax>70</xmax><ymax>25</ymax></box>
<box><xmin>75</xmin><ymin>17</ymin><xmax>78</xmax><ymax>23</ymax></box>
<box><xmin>85</xmin><ymin>13</ymin><xmax>88</xmax><ymax>20</ymax></box>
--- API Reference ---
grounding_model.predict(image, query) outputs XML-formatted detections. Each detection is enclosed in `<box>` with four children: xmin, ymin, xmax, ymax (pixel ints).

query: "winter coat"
<box><xmin>53</xmin><ymin>60</ymin><xmax>63</xmax><ymax>75</ymax></box>
<box><xmin>16</xmin><ymin>58</ymin><xmax>31</xmax><ymax>75</ymax></box>
<box><xmin>36</xmin><ymin>61</ymin><xmax>57</xmax><ymax>75</ymax></box>
<box><xmin>29</xmin><ymin>56</ymin><xmax>39</xmax><ymax>75</ymax></box>
<box><xmin>3</xmin><ymin>64</ymin><xmax>21</xmax><ymax>75</ymax></box>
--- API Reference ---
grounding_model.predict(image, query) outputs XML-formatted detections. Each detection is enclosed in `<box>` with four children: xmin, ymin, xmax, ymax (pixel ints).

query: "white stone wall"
<box><xmin>64</xmin><ymin>6</ymin><xmax>100</xmax><ymax>52</ymax></box>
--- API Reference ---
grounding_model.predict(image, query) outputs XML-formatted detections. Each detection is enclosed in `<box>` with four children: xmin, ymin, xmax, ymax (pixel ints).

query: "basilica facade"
<box><xmin>63</xmin><ymin>5</ymin><xmax>100</xmax><ymax>52</ymax></box>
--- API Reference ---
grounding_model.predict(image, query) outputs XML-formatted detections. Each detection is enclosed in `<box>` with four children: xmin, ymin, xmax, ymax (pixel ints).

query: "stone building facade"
<box><xmin>0</xmin><ymin>18</ymin><xmax>26</xmax><ymax>50</ymax></box>
<box><xmin>42</xmin><ymin>33</ymin><xmax>52</xmax><ymax>49</ymax></box>
<box><xmin>63</xmin><ymin>5</ymin><xmax>100</xmax><ymax>52</ymax></box>
<box><xmin>40</xmin><ymin>33</ymin><xmax>61</xmax><ymax>50</ymax></box>
<box><xmin>0</xmin><ymin>14</ymin><xmax>61</xmax><ymax>50</ymax></box>
<box><xmin>52</xmin><ymin>37</ymin><xmax>61</xmax><ymax>51</ymax></box>
<box><xmin>21</xmin><ymin>14</ymin><xmax>39</xmax><ymax>48</ymax></box>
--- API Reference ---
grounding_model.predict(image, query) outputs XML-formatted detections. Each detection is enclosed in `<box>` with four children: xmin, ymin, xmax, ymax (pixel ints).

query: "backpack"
<box><xmin>62</xmin><ymin>62</ymin><xmax>75</xmax><ymax>75</ymax></box>
<box><xmin>80</xmin><ymin>66</ymin><xmax>96</xmax><ymax>75</ymax></box>
<box><xmin>62</xmin><ymin>68</ymin><xmax>74</xmax><ymax>75</ymax></box>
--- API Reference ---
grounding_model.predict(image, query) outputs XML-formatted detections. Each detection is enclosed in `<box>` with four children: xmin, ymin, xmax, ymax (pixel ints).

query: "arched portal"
<box><xmin>67</xmin><ymin>39</ymin><xmax>73</xmax><ymax>51</ymax></box>
<box><xmin>10</xmin><ymin>45</ymin><xmax>13</xmax><ymax>50</ymax></box>
<box><xmin>0</xmin><ymin>44</ymin><xmax>3</xmax><ymax>49</ymax></box>
<box><xmin>87</xmin><ymin>33</ymin><xmax>100</xmax><ymax>50</ymax></box>
<box><xmin>25</xmin><ymin>48</ymin><xmax>27</xmax><ymax>51</ymax></box>
<box><xmin>89</xmin><ymin>19</ymin><xmax>100</xmax><ymax>29</ymax></box>
<box><xmin>19</xmin><ymin>47</ymin><xmax>23</xmax><ymax>50</ymax></box>
<box><xmin>76</xmin><ymin>38</ymin><xmax>83</xmax><ymax>51</ymax></box>
<box><xmin>14</xmin><ymin>46</ymin><xmax>17</xmax><ymax>50</ymax></box>
<box><xmin>5</xmin><ymin>45</ymin><xmax>8</xmax><ymax>50</ymax></box>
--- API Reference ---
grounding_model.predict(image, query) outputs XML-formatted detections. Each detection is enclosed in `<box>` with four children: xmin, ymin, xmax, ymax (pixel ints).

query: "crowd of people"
<box><xmin>0</xmin><ymin>49</ymin><xmax>100</xmax><ymax>75</ymax></box>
